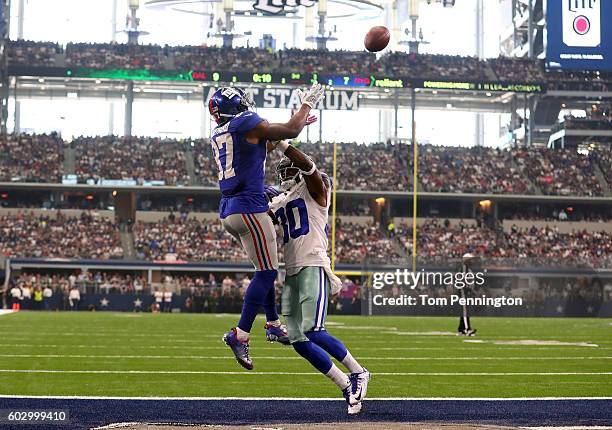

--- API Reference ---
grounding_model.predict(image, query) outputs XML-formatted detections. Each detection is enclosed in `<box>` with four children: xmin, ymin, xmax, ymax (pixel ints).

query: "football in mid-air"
<box><xmin>364</xmin><ymin>26</ymin><xmax>390</xmax><ymax>52</ymax></box>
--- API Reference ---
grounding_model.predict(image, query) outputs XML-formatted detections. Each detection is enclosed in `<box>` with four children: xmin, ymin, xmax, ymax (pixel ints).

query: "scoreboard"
<box><xmin>7</xmin><ymin>66</ymin><xmax>545</xmax><ymax>94</ymax></box>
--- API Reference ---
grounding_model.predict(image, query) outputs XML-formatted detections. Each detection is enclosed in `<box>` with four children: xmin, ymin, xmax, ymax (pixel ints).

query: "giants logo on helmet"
<box><xmin>562</xmin><ymin>0</ymin><xmax>601</xmax><ymax>47</ymax></box>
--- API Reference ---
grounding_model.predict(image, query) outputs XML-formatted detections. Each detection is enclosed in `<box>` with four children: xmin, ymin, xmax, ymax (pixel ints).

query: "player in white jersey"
<box><xmin>267</xmin><ymin>142</ymin><xmax>370</xmax><ymax>414</ymax></box>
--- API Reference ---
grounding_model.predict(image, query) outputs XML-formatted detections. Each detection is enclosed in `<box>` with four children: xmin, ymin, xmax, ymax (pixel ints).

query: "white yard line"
<box><xmin>0</xmin><ymin>394</ymin><xmax>610</xmax><ymax>400</ymax></box>
<box><xmin>3</xmin><ymin>343</ymin><xmax>611</xmax><ymax>351</ymax></box>
<box><xmin>0</xmin><ymin>353</ymin><xmax>609</xmax><ymax>360</ymax></box>
<box><xmin>0</xmin><ymin>369</ymin><xmax>610</xmax><ymax>376</ymax></box>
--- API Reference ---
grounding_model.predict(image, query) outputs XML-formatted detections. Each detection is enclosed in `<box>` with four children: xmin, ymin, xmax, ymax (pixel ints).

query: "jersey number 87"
<box><xmin>211</xmin><ymin>133</ymin><xmax>235</xmax><ymax>180</ymax></box>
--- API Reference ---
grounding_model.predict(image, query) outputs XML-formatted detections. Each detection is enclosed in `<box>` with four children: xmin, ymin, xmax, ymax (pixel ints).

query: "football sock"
<box><xmin>263</xmin><ymin>281</ymin><xmax>280</xmax><ymax>323</ymax></box>
<box><xmin>341</xmin><ymin>351</ymin><xmax>365</xmax><ymax>374</ymax></box>
<box><xmin>267</xmin><ymin>319</ymin><xmax>281</xmax><ymax>327</ymax></box>
<box><xmin>325</xmin><ymin>364</ymin><xmax>352</xmax><ymax>390</ymax></box>
<box><xmin>237</xmin><ymin>269</ymin><xmax>277</xmax><ymax>334</ymax></box>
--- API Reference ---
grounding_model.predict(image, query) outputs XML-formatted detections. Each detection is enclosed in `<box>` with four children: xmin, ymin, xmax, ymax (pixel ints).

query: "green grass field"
<box><xmin>0</xmin><ymin>312</ymin><xmax>610</xmax><ymax>398</ymax></box>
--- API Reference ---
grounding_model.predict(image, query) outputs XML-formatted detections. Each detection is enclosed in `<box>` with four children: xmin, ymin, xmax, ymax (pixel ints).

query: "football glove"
<box><xmin>297</xmin><ymin>83</ymin><xmax>324</xmax><ymax>109</ymax></box>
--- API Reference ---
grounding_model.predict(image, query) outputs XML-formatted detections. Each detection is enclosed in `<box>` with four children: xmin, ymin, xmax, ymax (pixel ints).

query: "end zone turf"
<box><xmin>0</xmin><ymin>397</ymin><xmax>610</xmax><ymax>430</ymax></box>
<box><xmin>1</xmin><ymin>313</ymin><xmax>611</xmax><ymax>428</ymax></box>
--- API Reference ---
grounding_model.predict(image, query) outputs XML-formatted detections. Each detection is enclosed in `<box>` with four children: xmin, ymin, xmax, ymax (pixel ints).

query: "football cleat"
<box><xmin>457</xmin><ymin>329</ymin><xmax>477</xmax><ymax>337</ymax></box>
<box><xmin>265</xmin><ymin>323</ymin><xmax>291</xmax><ymax>345</ymax></box>
<box><xmin>222</xmin><ymin>328</ymin><xmax>253</xmax><ymax>370</ymax></box>
<box><xmin>350</xmin><ymin>368</ymin><xmax>370</xmax><ymax>408</ymax></box>
<box><xmin>342</xmin><ymin>383</ymin><xmax>358</xmax><ymax>409</ymax></box>
<box><xmin>348</xmin><ymin>402</ymin><xmax>363</xmax><ymax>415</ymax></box>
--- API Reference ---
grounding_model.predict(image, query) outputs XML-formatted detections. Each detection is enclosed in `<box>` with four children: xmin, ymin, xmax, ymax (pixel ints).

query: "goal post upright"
<box><xmin>331</xmin><ymin>141</ymin><xmax>338</xmax><ymax>272</ymax></box>
<box><xmin>411</xmin><ymin>86</ymin><xmax>418</xmax><ymax>273</ymax></box>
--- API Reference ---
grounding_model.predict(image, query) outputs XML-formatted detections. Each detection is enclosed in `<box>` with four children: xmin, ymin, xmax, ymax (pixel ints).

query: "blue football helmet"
<box><xmin>208</xmin><ymin>87</ymin><xmax>254</xmax><ymax>125</ymax></box>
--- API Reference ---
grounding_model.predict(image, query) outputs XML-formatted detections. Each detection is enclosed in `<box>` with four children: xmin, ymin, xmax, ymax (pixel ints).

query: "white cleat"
<box><xmin>348</xmin><ymin>402</ymin><xmax>362</xmax><ymax>415</ymax></box>
<box><xmin>351</xmin><ymin>368</ymin><xmax>370</xmax><ymax>404</ymax></box>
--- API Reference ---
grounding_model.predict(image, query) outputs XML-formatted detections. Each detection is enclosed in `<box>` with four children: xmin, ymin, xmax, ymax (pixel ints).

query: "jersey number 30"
<box><xmin>274</xmin><ymin>198</ymin><xmax>310</xmax><ymax>244</ymax></box>
<box><xmin>211</xmin><ymin>134</ymin><xmax>235</xmax><ymax>180</ymax></box>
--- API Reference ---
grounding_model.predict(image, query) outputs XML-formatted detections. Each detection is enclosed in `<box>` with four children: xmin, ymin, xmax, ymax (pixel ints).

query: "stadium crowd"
<box><xmin>74</xmin><ymin>136</ymin><xmax>190</xmax><ymax>185</ymax></box>
<box><xmin>2</xmin><ymin>133</ymin><xmax>611</xmax><ymax>195</ymax></box>
<box><xmin>8</xmin><ymin>40</ymin><xmax>612</xmax><ymax>90</ymax></box>
<box><xmin>0</xmin><ymin>133</ymin><xmax>64</xmax><ymax>183</ymax></box>
<box><xmin>381</xmin><ymin>52</ymin><xmax>488</xmax><ymax>81</ymax></box>
<box><xmin>335</xmin><ymin>220</ymin><xmax>404</xmax><ymax>264</ymax></box>
<box><xmin>133</xmin><ymin>214</ymin><xmax>245</xmax><ymax>262</ymax></box>
<box><xmin>513</xmin><ymin>147</ymin><xmax>604</xmax><ymax>197</ymax></box>
<box><xmin>0</xmin><ymin>209</ymin><xmax>609</xmax><ymax>267</ymax></box>
<box><xmin>418</xmin><ymin>145</ymin><xmax>535</xmax><ymax>194</ymax></box>
<box><xmin>7</xmin><ymin>40</ymin><xmax>59</xmax><ymax>67</ymax></box>
<box><xmin>393</xmin><ymin>219</ymin><xmax>612</xmax><ymax>268</ymax></box>
<box><xmin>65</xmin><ymin>42</ymin><xmax>165</xmax><ymax>69</ymax></box>
<box><xmin>0</xmin><ymin>211</ymin><xmax>123</xmax><ymax>260</ymax></box>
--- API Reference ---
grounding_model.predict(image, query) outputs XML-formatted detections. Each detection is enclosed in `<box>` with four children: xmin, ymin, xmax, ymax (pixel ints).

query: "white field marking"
<box><xmin>0</xmin><ymin>354</ymin><xmax>610</xmax><ymax>361</ymax></box>
<box><xmin>334</xmin><ymin>325</ymin><xmax>398</xmax><ymax>331</ymax></box>
<box><xmin>3</xmin><ymin>343</ymin><xmax>612</xmax><ymax>352</ymax></box>
<box><xmin>464</xmin><ymin>340</ymin><xmax>599</xmax><ymax>347</ymax></box>
<box><xmin>0</xmin><ymin>332</ymin><xmax>406</xmax><ymax>339</ymax></box>
<box><xmin>1</xmin><ymin>394</ymin><xmax>611</xmax><ymax>401</ymax></box>
<box><xmin>386</xmin><ymin>331</ymin><xmax>456</xmax><ymax>336</ymax></box>
<box><xmin>322</xmin><ymin>321</ymin><xmax>345</xmax><ymax>326</ymax></box>
<box><xmin>0</xmin><ymin>369</ymin><xmax>610</xmax><ymax>376</ymax></box>
<box><xmin>0</xmin><ymin>310</ymin><xmax>16</xmax><ymax>316</ymax></box>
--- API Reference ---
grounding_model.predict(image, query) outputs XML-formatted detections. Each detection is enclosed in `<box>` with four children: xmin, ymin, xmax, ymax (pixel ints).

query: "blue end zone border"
<box><xmin>0</xmin><ymin>398</ymin><xmax>610</xmax><ymax>429</ymax></box>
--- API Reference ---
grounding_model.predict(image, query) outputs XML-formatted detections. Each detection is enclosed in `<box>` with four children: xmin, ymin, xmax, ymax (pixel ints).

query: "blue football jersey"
<box><xmin>211</xmin><ymin>110</ymin><xmax>268</xmax><ymax>218</ymax></box>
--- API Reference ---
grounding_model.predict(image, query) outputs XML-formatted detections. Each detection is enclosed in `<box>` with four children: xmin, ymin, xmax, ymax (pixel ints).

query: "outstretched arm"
<box><xmin>246</xmin><ymin>84</ymin><xmax>324</xmax><ymax>142</ymax></box>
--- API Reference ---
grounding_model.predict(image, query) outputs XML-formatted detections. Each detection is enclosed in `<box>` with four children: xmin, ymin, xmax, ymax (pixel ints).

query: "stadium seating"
<box><xmin>7</xmin><ymin>40</ymin><xmax>59</xmax><ymax>67</ymax></box>
<box><xmin>0</xmin><ymin>211</ymin><xmax>123</xmax><ymax>259</ymax></box>
<box><xmin>0</xmin><ymin>133</ymin><xmax>64</xmax><ymax>183</ymax></box>
<box><xmin>2</xmin><ymin>133</ymin><xmax>611</xmax><ymax>195</ymax></box>
<box><xmin>74</xmin><ymin>136</ymin><xmax>191</xmax><ymax>185</ymax></box>
<box><xmin>133</xmin><ymin>215</ymin><xmax>245</xmax><ymax>262</ymax></box>
<box><xmin>8</xmin><ymin>40</ymin><xmax>612</xmax><ymax>90</ymax></box>
<box><xmin>0</xmin><ymin>208</ymin><xmax>609</xmax><ymax>267</ymax></box>
<box><xmin>512</xmin><ymin>147</ymin><xmax>604</xmax><ymax>197</ymax></box>
<box><xmin>419</xmin><ymin>145</ymin><xmax>535</xmax><ymax>194</ymax></box>
<box><xmin>65</xmin><ymin>42</ymin><xmax>165</xmax><ymax>70</ymax></box>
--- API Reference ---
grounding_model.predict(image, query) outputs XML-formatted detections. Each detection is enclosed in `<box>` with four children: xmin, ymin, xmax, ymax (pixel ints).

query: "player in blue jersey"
<box><xmin>208</xmin><ymin>84</ymin><xmax>324</xmax><ymax>370</ymax></box>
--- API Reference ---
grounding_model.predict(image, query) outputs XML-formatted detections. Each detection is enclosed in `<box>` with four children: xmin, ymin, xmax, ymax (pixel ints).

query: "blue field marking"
<box><xmin>0</xmin><ymin>398</ymin><xmax>610</xmax><ymax>430</ymax></box>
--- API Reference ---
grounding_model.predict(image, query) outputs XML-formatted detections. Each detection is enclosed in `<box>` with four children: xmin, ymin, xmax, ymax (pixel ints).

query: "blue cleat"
<box><xmin>264</xmin><ymin>323</ymin><xmax>290</xmax><ymax>345</ymax></box>
<box><xmin>222</xmin><ymin>328</ymin><xmax>253</xmax><ymax>370</ymax></box>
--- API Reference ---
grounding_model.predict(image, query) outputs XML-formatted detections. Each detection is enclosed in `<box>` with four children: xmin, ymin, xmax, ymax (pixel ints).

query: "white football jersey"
<box><xmin>269</xmin><ymin>178</ymin><xmax>331</xmax><ymax>276</ymax></box>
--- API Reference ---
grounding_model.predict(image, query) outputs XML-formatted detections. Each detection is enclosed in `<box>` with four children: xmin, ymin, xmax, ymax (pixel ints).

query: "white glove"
<box><xmin>297</xmin><ymin>83</ymin><xmax>324</xmax><ymax>109</ymax></box>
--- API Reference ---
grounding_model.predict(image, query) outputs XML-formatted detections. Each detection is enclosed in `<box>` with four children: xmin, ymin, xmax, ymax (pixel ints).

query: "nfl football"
<box><xmin>364</xmin><ymin>26</ymin><xmax>390</xmax><ymax>52</ymax></box>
